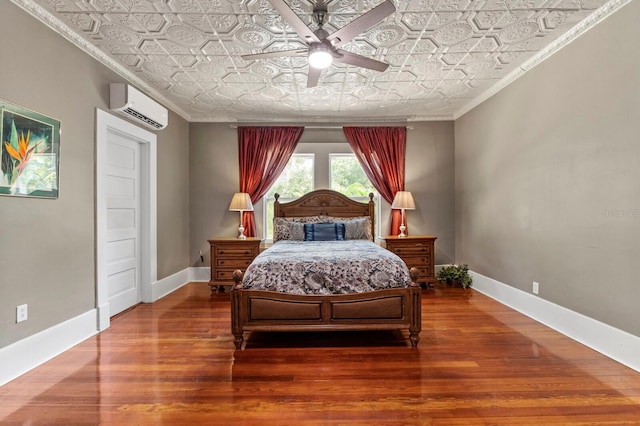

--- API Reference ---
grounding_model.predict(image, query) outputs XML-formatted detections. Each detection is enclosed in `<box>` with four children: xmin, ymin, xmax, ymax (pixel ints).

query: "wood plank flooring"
<box><xmin>1</xmin><ymin>283</ymin><xmax>640</xmax><ymax>424</ymax></box>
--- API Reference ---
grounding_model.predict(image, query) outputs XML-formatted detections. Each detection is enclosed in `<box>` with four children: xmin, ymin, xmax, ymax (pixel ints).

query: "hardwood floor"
<box><xmin>1</xmin><ymin>283</ymin><xmax>640</xmax><ymax>425</ymax></box>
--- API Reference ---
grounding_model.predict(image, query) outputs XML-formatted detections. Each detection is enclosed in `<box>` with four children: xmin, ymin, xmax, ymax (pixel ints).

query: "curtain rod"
<box><xmin>229</xmin><ymin>125</ymin><xmax>414</xmax><ymax>130</ymax></box>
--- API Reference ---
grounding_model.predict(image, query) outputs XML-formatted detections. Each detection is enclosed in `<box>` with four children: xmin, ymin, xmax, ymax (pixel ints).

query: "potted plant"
<box><xmin>437</xmin><ymin>264</ymin><xmax>473</xmax><ymax>288</ymax></box>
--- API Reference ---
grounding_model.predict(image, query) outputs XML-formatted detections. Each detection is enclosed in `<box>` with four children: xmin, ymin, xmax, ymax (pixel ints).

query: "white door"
<box><xmin>96</xmin><ymin>109</ymin><xmax>157</xmax><ymax>330</ymax></box>
<box><xmin>105</xmin><ymin>131</ymin><xmax>141</xmax><ymax>316</ymax></box>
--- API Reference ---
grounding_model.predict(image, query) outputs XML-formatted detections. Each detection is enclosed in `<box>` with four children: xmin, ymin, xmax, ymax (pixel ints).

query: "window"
<box><xmin>262</xmin><ymin>152</ymin><xmax>380</xmax><ymax>241</ymax></box>
<box><xmin>263</xmin><ymin>154</ymin><xmax>314</xmax><ymax>240</ymax></box>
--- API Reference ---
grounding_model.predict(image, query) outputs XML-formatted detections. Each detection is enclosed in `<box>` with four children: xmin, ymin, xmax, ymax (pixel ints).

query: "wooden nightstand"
<box><xmin>208</xmin><ymin>238</ymin><xmax>261</xmax><ymax>292</ymax></box>
<box><xmin>384</xmin><ymin>235</ymin><xmax>437</xmax><ymax>286</ymax></box>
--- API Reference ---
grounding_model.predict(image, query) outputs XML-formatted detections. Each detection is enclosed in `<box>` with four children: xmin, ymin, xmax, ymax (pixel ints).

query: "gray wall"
<box><xmin>454</xmin><ymin>0</ymin><xmax>640</xmax><ymax>337</ymax></box>
<box><xmin>189</xmin><ymin>122</ymin><xmax>455</xmax><ymax>266</ymax></box>
<box><xmin>0</xmin><ymin>2</ymin><xmax>190</xmax><ymax>348</ymax></box>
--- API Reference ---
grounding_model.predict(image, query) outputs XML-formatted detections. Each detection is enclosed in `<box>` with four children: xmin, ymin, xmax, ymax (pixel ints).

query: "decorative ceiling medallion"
<box><xmin>234</xmin><ymin>27</ymin><xmax>273</xmax><ymax>47</ymax></box>
<box><xmin>499</xmin><ymin>21</ymin><xmax>541</xmax><ymax>43</ymax></box>
<box><xmin>98</xmin><ymin>23</ymin><xmax>141</xmax><ymax>46</ymax></box>
<box><xmin>251</xmin><ymin>62</ymin><xmax>281</xmax><ymax>78</ymax></box>
<box><xmin>434</xmin><ymin>22</ymin><xmax>474</xmax><ymax>45</ymax></box>
<box><xmin>367</xmin><ymin>25</ymin><xmax>405</xmax><ymax>47</ymax></box>
<box><xmin>166</xmin><ymin>24</ymin><xmax>207</xmax><ymax>47</ymax></box>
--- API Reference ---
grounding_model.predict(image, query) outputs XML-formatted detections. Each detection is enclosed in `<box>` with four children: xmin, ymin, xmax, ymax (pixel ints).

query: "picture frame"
<box><xmin>0</xmin><ymin>99</ymin><xmax>60</xmax><ymax>198</ymax></box>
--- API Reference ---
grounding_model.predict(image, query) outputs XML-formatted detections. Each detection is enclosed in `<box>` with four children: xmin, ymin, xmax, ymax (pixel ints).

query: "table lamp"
<box><xmin>391</xmin><ymin>191</ymin><xmax>415</xmax><ymax>238</ymax></box>
<box><xmin>228</xmin><ymin>192</ymin><xmax>254</xmax><ymax>239</ymax></box>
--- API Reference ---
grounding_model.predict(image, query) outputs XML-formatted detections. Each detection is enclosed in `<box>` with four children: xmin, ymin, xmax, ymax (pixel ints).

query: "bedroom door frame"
<box><xmin>95</xmin><ymin>109</ymin><xmax>157</xmax><ymax>331</ymax></box>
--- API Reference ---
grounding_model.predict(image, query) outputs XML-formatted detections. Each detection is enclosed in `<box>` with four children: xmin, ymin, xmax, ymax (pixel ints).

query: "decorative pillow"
<box><xmin>332</xmin><ymin>216</ymin><xmax>373</xmax><ymax>241</ymax></box>
<box><xmin>303</xmin><ymin>223</ymin><xmax>346</xmax><ymax>241</ymax></box>
<box><xmin>273</xmin><ymin>216</ymin><xmax>332</xmax><ymax>242</ymax></box>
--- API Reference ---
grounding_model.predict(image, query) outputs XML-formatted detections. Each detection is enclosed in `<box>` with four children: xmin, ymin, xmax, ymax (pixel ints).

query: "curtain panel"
<box><xmin>343</xmin><ymin>126</ymin><xmax>407</xmax><ymax>236</ymax></box>
<box><xmin>238</xmin><ymin>126</ymin><xmax>304</xmax><ymax>237</ymax></box>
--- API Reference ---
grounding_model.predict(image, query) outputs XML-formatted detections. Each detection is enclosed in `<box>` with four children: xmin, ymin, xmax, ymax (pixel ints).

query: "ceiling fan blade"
<box><xmin>307</xmin><ymin>66</ymin><xmax>322</xmax><ymax>88</ymax></box>
<box><xmin>268</xmin><ymin>0</ymin><xmax>320</xmax><ymax>44</ymax></box>
<box><xmin>327</xmin><ymin>0</ymin><xmax>396</xmax><ymax>48</ymax></box>
<box><xmin>334</xmin><ymin>50</ymin><xmax>389</xmax><ymax>72</ymax></box>
<box><xmin>242</xmin><ymin>48</ymin><xmax>308</xmax><ymax>60</ymax></box>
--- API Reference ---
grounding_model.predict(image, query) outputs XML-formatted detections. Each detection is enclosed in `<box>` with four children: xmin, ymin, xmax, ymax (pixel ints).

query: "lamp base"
<box><xmin>238</xmin><ymin>225</ymin><xmax>246</xmax><ymax>240</ymax></box>
<box><xmin>398</xmin><ymin>224</ymin><xmax>407</xmax><ymax>238</ymax></box>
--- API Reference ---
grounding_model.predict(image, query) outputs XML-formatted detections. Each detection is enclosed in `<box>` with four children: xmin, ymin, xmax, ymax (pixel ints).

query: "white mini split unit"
<box><xmin>110</xmin><ymin>83</ymin><xmax>168</xmax><ymax>130</ymax></box>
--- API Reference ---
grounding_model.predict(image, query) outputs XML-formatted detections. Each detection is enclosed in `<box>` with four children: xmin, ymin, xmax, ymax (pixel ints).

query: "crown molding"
<box><xmin>453</xmin><ymin>0</ymin><xmax>633</xmax><ymax>120</ymax></box>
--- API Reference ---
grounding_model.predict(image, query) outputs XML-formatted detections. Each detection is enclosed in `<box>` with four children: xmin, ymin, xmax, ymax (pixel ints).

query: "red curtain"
<box><xmin>238</xmin><ymin>126</ymin><xmax>304</xmax><ymax>237</ymax></box>
<box><xmin>343</xmin><ymin>126</ymin><xmax>407</xmax><ymax>236</ymax></box>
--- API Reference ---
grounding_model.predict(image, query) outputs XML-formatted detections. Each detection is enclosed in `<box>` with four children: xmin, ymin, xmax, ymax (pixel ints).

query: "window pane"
<box><xmin>264</xmin><ymin>154</ymin><xmax>314</xmax><ymax>240</ymax></box>
<box><xmin>266</xmin><ymin>154</ymin><xmax>314</xmax><ymax>198</ymax></box>
<box><xmin>330</xmin><ymin>154</ymin><xmax>376</xmax><ymax>197</ymax></box>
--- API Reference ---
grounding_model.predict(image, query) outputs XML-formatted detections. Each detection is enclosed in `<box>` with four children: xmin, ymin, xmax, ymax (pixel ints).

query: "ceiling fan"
<box><xmin>241</xmin><ymin>0</ymin><xmax>396</xmax><ymax>88</ymax></box>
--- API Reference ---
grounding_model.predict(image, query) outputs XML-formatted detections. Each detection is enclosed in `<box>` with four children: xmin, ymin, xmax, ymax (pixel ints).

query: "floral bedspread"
<box><xmin>242</xmin><ymin>240</ymin><xmax>410</xmax><ymax>295</ymax></box>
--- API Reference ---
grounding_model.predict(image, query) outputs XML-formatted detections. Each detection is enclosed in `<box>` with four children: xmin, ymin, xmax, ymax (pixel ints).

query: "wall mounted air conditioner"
<box><xmin>110</xmin><ymin>83</ymin><xmax>168</xmax><ymax>130</ymax></box>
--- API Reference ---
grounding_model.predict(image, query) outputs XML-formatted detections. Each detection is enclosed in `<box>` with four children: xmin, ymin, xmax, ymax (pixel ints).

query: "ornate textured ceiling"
<box><xmin>15</xmin><ymin>0</ymin><xmax>624</xmax><ymax>123</ymax></box>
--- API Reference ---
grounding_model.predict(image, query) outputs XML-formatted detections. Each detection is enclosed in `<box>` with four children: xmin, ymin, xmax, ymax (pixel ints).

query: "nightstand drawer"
<box><xmin>401</xmin><ymin>256</ymin><xmax>431</xmax><ymax>269</ymax></box>
<box><xmin>216</xmin><ymin>258</ymin><xmax>253</xmax><ymax>268</ymax></box>
<box><xmin>388</xmin><ymin>244</ymin><xmax>430</xmax><ymax>256</ymax></box>
<box><xmin>215</xmin><ymin>247</ymin><xmax>255</xmax><ymax>257</ymax></box>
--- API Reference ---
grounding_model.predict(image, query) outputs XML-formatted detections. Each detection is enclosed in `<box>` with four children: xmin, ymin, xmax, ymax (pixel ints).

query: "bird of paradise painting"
<box><xmin>1</xmin><ymin>100</ymin><xmax>60</xmax><ymax>198</ymax></box>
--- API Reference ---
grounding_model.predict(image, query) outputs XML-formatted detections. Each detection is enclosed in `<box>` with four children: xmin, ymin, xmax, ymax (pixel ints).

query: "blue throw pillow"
<box><xmin>303</xmin><ymin>222</ymin><xmax>346</xmax><ymax>241</ymax></box>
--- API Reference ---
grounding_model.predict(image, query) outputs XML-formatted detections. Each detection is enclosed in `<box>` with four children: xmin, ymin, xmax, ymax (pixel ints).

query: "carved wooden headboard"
<box><xmin>274</xmin><ymin>189</ymin><xmax>375</xmax><ymax>236</ymax></box>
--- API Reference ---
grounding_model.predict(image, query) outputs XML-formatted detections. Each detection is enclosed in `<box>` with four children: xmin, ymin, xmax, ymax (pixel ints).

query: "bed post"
<box><xmin>368</xmin><ymin>192</ymin><xmax>375</xmax><ymax>241</ymax></box>
<box><xmin>274</xmin><ymin>193</ymin><xmax>281</xmax><ymax>218</ymax></box>
<box><xmin>231</xmin><ymin>269</ymin><xmax>244</xmax><ymax>349</ymax></box>
<box><xmin>408</xmin><ymin>267</ymin><xmax>421</xmax><ymax>348</ymax></box>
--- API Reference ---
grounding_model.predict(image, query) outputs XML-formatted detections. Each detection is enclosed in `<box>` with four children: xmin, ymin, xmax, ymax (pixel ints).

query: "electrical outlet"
<box><xmin>16</xmin><ymin>304</ymin><xmax>28</xmax><ymax>323</ymax></box>
<box><xmin>532</xmin><ymin>282</ymin><xmax>539</xmax><ymax>295</ymax></box>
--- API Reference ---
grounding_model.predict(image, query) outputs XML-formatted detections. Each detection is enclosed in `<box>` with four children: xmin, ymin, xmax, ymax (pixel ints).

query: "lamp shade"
<box><xmin>391</xmin><ymin>191</ymin><xmax>415</xmax><ymax>210</ymax></box>
<box><xmin>228</xmin><ymin>192</ymin><xmax>254</xmax><ymax>212</ymax></box>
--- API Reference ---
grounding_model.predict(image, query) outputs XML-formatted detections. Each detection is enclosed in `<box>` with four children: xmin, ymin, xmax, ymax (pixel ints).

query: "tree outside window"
<box><xmin>264</xmin><ymin>154</ymin><xmax>314</xmax><ymax>239</ymax></box>
<box><xmin>329</xmin><ymin>154</ymin><xmax>376</xmax><ymax>197</ymax></box>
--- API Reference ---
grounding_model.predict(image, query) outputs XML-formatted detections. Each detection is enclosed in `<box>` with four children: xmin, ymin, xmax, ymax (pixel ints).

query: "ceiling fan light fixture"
<box><xmin>308</xmin><ymin>45</ymin><xmax>333</xmax><ymax>69</ymax></box>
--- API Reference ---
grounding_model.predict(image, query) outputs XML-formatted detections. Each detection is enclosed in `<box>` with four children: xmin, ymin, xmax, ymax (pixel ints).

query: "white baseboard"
<box><xmin>470</xmin><ymin>270</ymin><xmax>640</xmax><ymax>373</ymax></box>
<box><xmin>150</xmin><ymin>268</ymin><xmax>191</xmax><ymax>301</ymax></box>
<box><xmin>0</xmin><ymin>309</ymin><xmax>98</xmax><ymax>387</ymax></box>
<box><xmin>190</xmin><ymin>266</ymin><xmax>210</xmax><ymax>282</ymax></box>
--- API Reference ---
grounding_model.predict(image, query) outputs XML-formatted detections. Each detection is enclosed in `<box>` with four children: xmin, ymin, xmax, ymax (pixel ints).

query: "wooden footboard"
<box><xmin>231</xmin><ymin>268</ymin><xmax>421</xmax><ymax>349</ymax></box>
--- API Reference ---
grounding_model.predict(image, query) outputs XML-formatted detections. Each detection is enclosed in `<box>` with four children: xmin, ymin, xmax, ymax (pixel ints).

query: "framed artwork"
<box><xmin>0</xmin><ymin>99</ymin><xmax>60</xmax><ymax>198</ymax></box>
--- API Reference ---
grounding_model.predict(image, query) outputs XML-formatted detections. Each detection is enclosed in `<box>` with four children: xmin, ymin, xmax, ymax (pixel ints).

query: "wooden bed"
<box><xmin>231</xmin><ymin>189</ymin><xmax>421</xmax><ymax>349</ymax></box>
